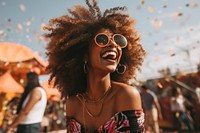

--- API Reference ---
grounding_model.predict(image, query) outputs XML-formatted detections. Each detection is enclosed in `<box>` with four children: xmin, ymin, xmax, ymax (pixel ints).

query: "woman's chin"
<box><xmin>105</xmin><ymin>66</ymin><xmax>116</xmax><ymax>73</ymax></box>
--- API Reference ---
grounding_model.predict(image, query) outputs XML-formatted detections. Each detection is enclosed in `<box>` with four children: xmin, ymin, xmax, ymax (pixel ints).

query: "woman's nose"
<box><xmin>109</xmin><ymin>38</ymin><xmax>118</xmax><ymax>48</ymax></box>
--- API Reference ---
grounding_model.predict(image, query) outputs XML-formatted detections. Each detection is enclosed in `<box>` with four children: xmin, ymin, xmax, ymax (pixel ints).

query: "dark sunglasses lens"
<box><xmin>114</xmin><ymin>35</ymin><xmax>127</xmax><ymax>48</ymax></box>
<box><xmin>96</xmin><ymin>34</ymin><xmax>108</xmax><ymax>46</ymax></box>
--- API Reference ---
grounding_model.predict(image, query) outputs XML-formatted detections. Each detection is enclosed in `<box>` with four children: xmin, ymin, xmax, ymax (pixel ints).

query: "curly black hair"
<box><xmin>44</xmin><ymin>0</ymin><xmax>145</xmax><ymax>97</ymax></box>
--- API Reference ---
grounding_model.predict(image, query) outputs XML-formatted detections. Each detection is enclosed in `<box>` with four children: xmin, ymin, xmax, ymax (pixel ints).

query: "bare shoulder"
<box><xmin>30</xmin><ymin>87</ymin><xmax>42</xmax><ymax>100</ymax></box>
<box><xmin>113</xmin><ymin>82</ymin><xmax>142</xmax><ymax>112</ymax></box>
<box><xmin>66</xmin><ymin>95</ymin><xmax>82</xmax><ymax>117</ymax></box>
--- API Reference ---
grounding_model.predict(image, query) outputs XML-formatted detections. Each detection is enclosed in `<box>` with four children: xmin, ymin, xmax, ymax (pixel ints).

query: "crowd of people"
<box><xmin>140</xmin><ymin>80</ymin><xmax>200</xmax><ymax>133</ymax></box>
<box><xmin>1</xmin><ymin>79</ymin><xmax>199</xmax><ymax>133</ymax></box>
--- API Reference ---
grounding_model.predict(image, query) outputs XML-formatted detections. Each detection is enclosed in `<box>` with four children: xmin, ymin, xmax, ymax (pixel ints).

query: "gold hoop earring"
<box><xmin>83</xmin><ymin>61</ymin><xmax>88</xmax><ymax>73</ymax></box>
<box><xmin>116</xmin><ymin>64</ymin><xmax>126</xmax><ymax>74</ymax></box>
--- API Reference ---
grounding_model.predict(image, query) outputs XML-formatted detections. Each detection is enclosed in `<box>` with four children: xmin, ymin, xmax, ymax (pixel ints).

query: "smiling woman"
<box><xmin>44</xmin><ymin>0</ymin><xmax>146</xmax><ymax>132</ymax></box>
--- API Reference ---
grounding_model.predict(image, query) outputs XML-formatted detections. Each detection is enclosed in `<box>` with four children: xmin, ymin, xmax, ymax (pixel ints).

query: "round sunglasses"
<box><xmin>94</xmin><ymin>33</ymin><xmax>127</xmax><ymax>48</ymax></box>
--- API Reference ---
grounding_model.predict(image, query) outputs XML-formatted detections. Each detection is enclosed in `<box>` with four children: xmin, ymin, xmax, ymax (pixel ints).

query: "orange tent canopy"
<box><xmin>0</xmin><ymin>42</ymin><xmax>48</xmax><ymax>75</ymax></box>
<box><xmin>0</xmin><ymin>71</ymin><xmax>24</xmax><ymax>93</ymax></box>
<box><xmin>0</xmin><ymin>42</ymin><xmax>33</xmax><ymax>62</ymax></box>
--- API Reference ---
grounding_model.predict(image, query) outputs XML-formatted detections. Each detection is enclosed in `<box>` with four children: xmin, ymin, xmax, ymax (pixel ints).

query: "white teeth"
<box><xmin>102</xmin><ymin>51</ymin><xmax>117</xmax><ymax>58</ymax></box>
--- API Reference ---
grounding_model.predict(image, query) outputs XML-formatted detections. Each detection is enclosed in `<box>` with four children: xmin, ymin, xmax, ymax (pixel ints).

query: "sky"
<box><xmin>0</xmin><ymin>0</ymin><xmax>200</xmax><ymax>81</ymax></box>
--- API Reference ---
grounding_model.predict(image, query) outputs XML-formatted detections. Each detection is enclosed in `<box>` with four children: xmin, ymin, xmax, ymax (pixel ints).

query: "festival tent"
<box><xmin>0</xmin><ymin>42</ymin><xmax>47</xmax><ymax>75</ymax></box>
<box><xmin>0</xmin><ymin>71</ymin><xmax>23</xmax><ymax>94</ymax></box>
<box><xmin>0</xmin><ymin>71</ymin><xmax>24</xmax><ymax>126</ymax></box>
<box><xmin>0</xmin><ymin>42</ymin><xmax>48</xmax><ymax>86</ymax></box>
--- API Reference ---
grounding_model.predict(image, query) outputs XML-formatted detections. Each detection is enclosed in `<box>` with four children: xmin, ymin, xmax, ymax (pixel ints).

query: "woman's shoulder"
<box><xmin>113</xmin><ymin>82</ymin><xmax>141</xmax><ymax>99</ymax></box>
<box><xmin>31</xmin><ymin>87</ymin><xmax>42</xmax><ymax>95</ymax></box>
<box><xmin>31</xmin><ymin>87</ymin><xmax>46</xmax><ymax>96</ymax></box>
<box><xmin>112</xmin><ymin>82</ymin><xmax>142</xmax><ymax>111</ymax></box>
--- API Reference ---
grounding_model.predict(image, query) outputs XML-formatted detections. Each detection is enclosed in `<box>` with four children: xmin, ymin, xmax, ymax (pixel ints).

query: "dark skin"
<box><xmin>66</xmin><ymin>28</ymin><xmax>142</xmax><ymax>132</ymax></box>
<box><xmin>66</xmin><ymin>82</ymin><xmax>142</xmax><ymax>131</ymax></box>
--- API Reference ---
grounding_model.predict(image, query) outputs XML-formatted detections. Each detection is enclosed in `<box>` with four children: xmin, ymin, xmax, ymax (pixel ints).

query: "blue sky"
<box><xmin>0</xmin><ymin>0</ymin><xmax>200</xmax><ymax>81</ymax></box>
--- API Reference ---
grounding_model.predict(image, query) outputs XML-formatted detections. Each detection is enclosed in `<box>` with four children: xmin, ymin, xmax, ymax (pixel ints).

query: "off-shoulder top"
<box><xmin>66</xmin><ymin>110</ymin><xmax>145</xmax><ymax>133</ymax></box>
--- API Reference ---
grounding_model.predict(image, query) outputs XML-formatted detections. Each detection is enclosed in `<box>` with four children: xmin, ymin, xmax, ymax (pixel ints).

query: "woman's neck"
<box><xmin>86</xmin><ymin>71</ymin><xmax>111</xmax><ymax>100</ymax></box>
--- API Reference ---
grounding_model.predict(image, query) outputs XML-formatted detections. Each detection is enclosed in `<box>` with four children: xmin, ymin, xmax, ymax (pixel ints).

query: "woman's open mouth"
<box><xmin>101</xmin><ymin>50</ymin><xmax>118</xmax><ymax>62</ymax></box>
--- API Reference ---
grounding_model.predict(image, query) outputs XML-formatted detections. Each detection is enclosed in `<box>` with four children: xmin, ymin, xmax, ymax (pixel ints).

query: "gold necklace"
<box><xmin>86</xmin><ymin>86</ymin><xmax>111</xmax><ymax>103</ymax></box>
<box><xmin>76</xmin><ymin>94</ymin><xmax>87</xmax><ymax>132</ymax></box>
<box><xmin>85</xmin><ymin>87</ymin><xmax>112</xmax><ymax>117</ymax></box>
<box><xmin>85</xmin><ymin>99</ymin><xmax>104</xmax><ymax>117</ymax></box>
<box><xmin>76</xmin><ymin>86</ymin><xmax>112</xmax><ymax>132</ymax></box>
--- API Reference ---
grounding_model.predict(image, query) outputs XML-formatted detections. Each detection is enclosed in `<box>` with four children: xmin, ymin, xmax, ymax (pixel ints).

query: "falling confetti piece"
<box><xmin>8</xmin><ymin>18</ymin><xmax>11</xmax><ymax>23</ymax></box>
<box><xmin>186</xmin><ymin>3</ymin><xmax>190</xmax><ymax>7</ymax></box>
<box><xmin>171</xmin><ymin>53</ymin><xmax>176</xmax><ymax>56</ymax></box>
<box><xmin>178</xmin><ymin>13</ymin><xmax>183</xmax><ymax>16</ymax></box>
<box><xmin>136</xmin><ymin>6</ymin><xmax>141</xmax><ymax>10</ymax></box>
<box><xmin>167</xmin><ymin>48</ymin><xmax>176</xmax><ymax>56</ymax></box>
<box><xmin>0</xmin><ymin>23</ymin><xmax>4</xmax><ymax>27</ymax></box>
<box><xmin>172</xmin><ymin>12</ymin><xmax>183</xmax><ymax>19</ymax></box>
<box><xmin>19</xmin><ymin>4</ymin><xmax>26</xmax><ymax>12</ymax></box>
<box><xmin>150</xmin><ymin>18</ymin><xmax>163</xmax><ymax>29</ymax></box>
<box><xmin>141</xmin><ymin>0</ymin><xmax>145</xmax><ymax>5</ymax></box>
<box><xmin>163</xmin><ymin>5</ymin><xmax>167</xmax><ymax>8</ymax></box>
<box><xmin>189</xmin><ymin>28</ymin><xmax>194</xmax><ymax>31</ymax></box>
<box><xmin>33</xmin><ymin>29</ymin><xmax>37</xmax><ymax>34</ymax></box>
<box><xmin>192</xmin><ymin>46</ymin><xmax>196</xmax><ymax>49</ymax></box>
<box><xmin>26</xmin><ymin>21</ymin><xmax>31</xmax><ymax>26</ymax></box>
<box><xmin>190</xmin><ymin>1</ymin><xmax>197</xmax><ymax>8</ymax></box>
<box><xmin>147</xmin><ymin>6</ymin><xmax>155</xmax><ymax>13</ymax></box>
<box><xmin>18</xmin><ymin>24</ymin><xmax>23</xmax><ymax>30</ymax></box>
<box><xmin>0</xmin><ymin>30</ymin><xmax>4</xmax><ymax>35</ymax></box>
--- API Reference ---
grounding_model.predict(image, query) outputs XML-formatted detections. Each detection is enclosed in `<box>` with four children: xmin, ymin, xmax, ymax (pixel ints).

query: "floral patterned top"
<box><xmin>66</xmin><ymin>110</ymin><xmax>145</xmax><ymax>133</ymax></box>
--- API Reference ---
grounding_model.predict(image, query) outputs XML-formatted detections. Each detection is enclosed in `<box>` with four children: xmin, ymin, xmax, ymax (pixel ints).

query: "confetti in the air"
<box><xmin>17</xmin><ymin>24</ymin><xmax>23</xmax><ymax>30</ymax></box>
<box><xmin>147</xmin><ymin>6</ymin><xmax>155</xmax><ymax>13</ymax></box>
<box><xmin>19</xmin><ymin>4</ymin><xmax>26</xmax><ymax>12</ymax></box>
<box><xmin>141</xmin><ymin>0</ymin><xmax>145</xmax><ymax>5</ymax></box>
<box><xmin>190</xmin><ymin>1</ymin><xmax>198</xmax><ymax>8</ymax></box>
<box><xmin>0</xmin><ymin>30</ymin><xmax>4</xmax><ymax>35</ymax></box>
<box><xmin>150</xmin><ymin>18</ymin><xmax>163</xmax><ymax>29</ymax></box>
<box><xmin>26</xmin><ymin>21</ymin><xmax>31</xmax><ymax>26</ymax></box>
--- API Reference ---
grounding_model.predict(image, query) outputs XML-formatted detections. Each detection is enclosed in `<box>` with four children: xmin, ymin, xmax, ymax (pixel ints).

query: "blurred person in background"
<box><xmin>170</xmin><ymin>87</ymin><xmax>194</xmax><ymax>133</ymax></box>
<box><xmin>194</xmin><ymin>85</ymin><xmax>200</xmax><ymax>130</ymax></box>
<box><xmin>195</xmin><ymin>86</ymin><xmax>200</xmax><ymax>104</ymax></box>
<box><xmin>140</xmin><ymin>85</ymin><xmax>163</xmax><ymax>133</ymax></box>
<box><xmin>6</xmin><ymin>72</ymin><xmax>47</xmax><ymax>133</ymax></box>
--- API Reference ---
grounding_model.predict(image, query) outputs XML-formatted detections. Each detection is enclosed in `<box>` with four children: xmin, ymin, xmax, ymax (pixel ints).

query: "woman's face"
<box><xmin>87</xmin><ymin>28</ymin><xmax>124</xmax><ymax>74</ymax></box>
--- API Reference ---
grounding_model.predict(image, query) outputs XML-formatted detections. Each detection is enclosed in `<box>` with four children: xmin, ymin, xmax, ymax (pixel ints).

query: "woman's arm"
<box><xmin>153</xmin><ymin>98</ymin><xmax>163</xmax><ymax>120</ymax></box>
<box><xmin>8</xmin><ymin>88</ymin><xmax>42</xmax><ymax>129</ymax></box>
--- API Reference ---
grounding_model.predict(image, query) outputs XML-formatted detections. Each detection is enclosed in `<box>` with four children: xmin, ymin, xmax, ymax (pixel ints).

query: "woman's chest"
<box><xmin>72</xmin><ymin>97</ymin><xmax>116</xmax><ymax>129</ymax></box>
